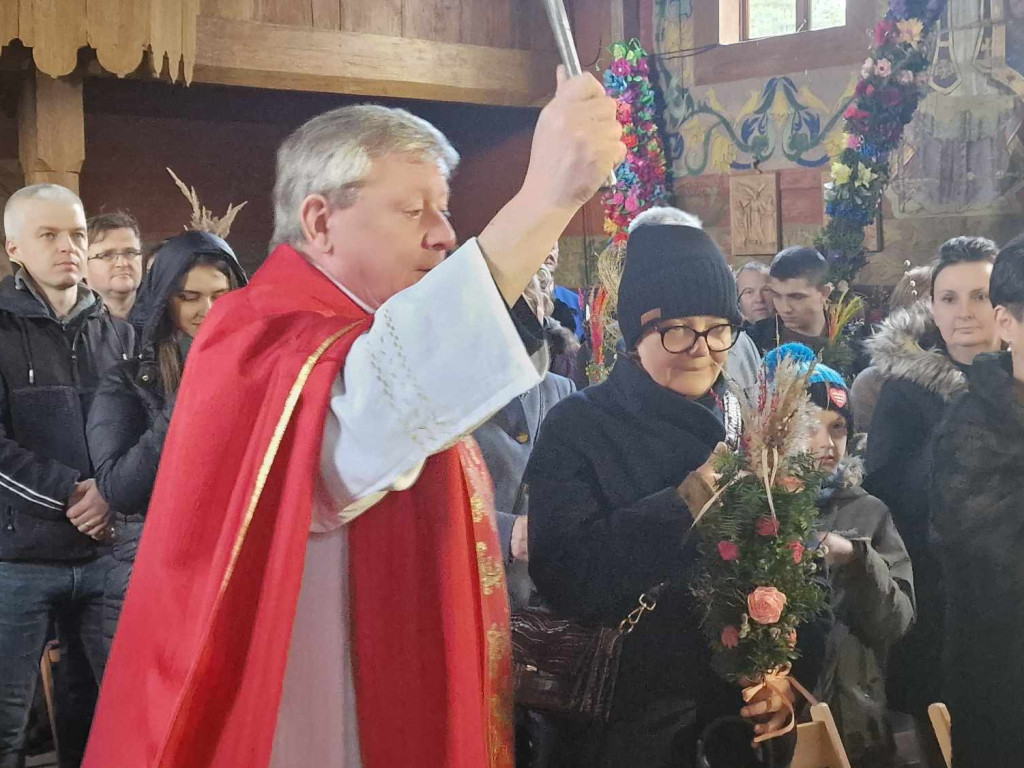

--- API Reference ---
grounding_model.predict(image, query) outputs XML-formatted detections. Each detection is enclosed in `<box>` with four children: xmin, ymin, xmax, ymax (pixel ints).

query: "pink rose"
<box><xmin>876</xmin><ymin>58</ymin><xmax>892</xmax><ymax>78</ymax></box>
<box><xmin>624</xmin><ymin>194</ymin><xmax>640</xmax><ymax>213</ymax></box>
<box><xmin>611</xmin><ymin>192</ymin><xmax>625</xmax><ymax>206</ymax></box>
<box><xmin>718</xmin><ymin>541</ymin><xmax>740</xmax><ymax>562</ymax></box>
<box><xmin>748</xmin><ymin>586</ymin><xmax>788</xmax><ymax>625</ymax></box>
<box><xmin>756</xmin><ymin>516</ymin><xmax>780</xmax><ymax>537</ymax></box>
<box><xmin>787</xmin><ymin>540</ymin><xmax>805</xmax><ymax>564</ymax></box>
<box><xmin>847</xmin><ymin>134</ymin><xmax>863</xmax><ymax>150</ymax></box>
<box><xmin>721</xmin><ymin>625</ymin><xmax>740</xmax><ymax>648</ymax></box>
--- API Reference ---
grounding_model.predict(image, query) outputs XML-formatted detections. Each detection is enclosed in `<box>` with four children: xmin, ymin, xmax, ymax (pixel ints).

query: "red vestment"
<box><xmin>83</xmin><ymin>245</ymin><xmax>514</xmax><ymax>768</ymax></box>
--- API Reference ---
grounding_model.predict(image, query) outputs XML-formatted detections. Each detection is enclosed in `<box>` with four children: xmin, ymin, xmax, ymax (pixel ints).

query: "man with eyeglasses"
<box><xmin>85</xmin><ymin>212</ymin><xmax>144</xmax><ymax>320</ymax></box>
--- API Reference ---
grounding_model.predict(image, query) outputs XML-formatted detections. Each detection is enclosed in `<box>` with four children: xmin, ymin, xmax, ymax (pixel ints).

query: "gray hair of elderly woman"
<box><xmin>626</xmin><ymin>205</ymin><xmax>703</xmax><ymax>233</ymax></box>
<box><xmin>271</xmin><ymin>105</ymin><xmax>460</xmax><ymax>247</ymax></box>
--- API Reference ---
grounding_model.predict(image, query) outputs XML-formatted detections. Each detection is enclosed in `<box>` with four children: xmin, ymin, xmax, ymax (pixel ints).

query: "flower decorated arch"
<box><xmin>815</xmin><ymin>0</ymin><xmax>949</xmax><ymax>283</ymax></box>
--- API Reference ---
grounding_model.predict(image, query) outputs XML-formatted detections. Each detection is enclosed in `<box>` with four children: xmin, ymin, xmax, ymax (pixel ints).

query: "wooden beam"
<box><xmin>17</xmin><ymin>71</ymin><xmax>85</xmax><ymax>193</ymax></box>
<box><xmin>190</xmin><ymin>15</ymin><xmax>558</xmax><ymax>106</ymax></box>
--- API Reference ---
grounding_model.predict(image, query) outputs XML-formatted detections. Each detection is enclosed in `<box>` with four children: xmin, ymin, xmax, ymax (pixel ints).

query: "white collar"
<box><xmin>308</xmin><ymin>260</ymin><xmax>375</xmax><ymax>315</ymax></box>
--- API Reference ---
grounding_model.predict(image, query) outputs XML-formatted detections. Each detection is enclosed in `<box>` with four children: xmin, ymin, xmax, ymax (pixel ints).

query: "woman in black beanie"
<box><xmin>526</xmin><ymin>222</ymin><xmax>806</xmax><ymax>768</ymax></box>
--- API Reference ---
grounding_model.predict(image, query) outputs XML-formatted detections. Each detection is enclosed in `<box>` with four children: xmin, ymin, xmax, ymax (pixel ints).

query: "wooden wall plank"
<box><xmin>0</xmin><ymin>3</ymin><xmax>18</xmax><ymax>47</ymax></box>
<box><xmin>340</xmin><ymin>0</ymin><xmax>402</xmax><ymax>36</ymax></box>
<box><xmin>401</xmin><ymin>0</ymin><xmax>459</xmax><ymax>44</ymax></box>
<box><xmin>460</xmin><ymin>0</ymin><xmax>514</xmax><ymax>48</ymax></box>
<box><xmin>25</xmin><ymin>0</ymin><xmax>87</xmax><ymax>77</ymax></box>
<box><xmin>192</xmin><ymin>15</ymin><xmax>558</xmax><ymax>105</ymax></box>
<box><xmin>515</xmin><ymin>0</ymin><xmax>559</xmax><ymax>51</ymax></box>
<box><xmin>200</xmin><ymin>0</ymin><xmax>253</xmax><ymax>19</ymax></box>
<box><xmin>182</xmin><ymin>0</ymin><xmax>199</xmax><ymax>81</ymax></box>
<box><xmin>251</xmin><ymin>0</ymin><xmax>312</xmax><ymax>26</ymax></box>
<box><xmin>150</xmin><ymin>0</ymin><xmax>183</xmax><ymax>79</ymax></box>
<box><xmin>87</xmin><ymin>0</ymin><xmax>150</xmax><ymax>77</ymax></box>
<box><xmin>18</xmin><ymin>72</ymin><xmax>85</xmax><ymax>192</ymax></box>
<box><xmin>311</xmin><ymin>0</ymin><xmax>341</xmax><ymax>29</ymax></box>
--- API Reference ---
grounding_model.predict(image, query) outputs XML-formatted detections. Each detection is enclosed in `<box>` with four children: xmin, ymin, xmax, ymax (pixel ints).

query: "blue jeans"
<box><xmin>0</xmin><ymin>557</ymin><xmax>110</xmax><ymax>768</ymax></box>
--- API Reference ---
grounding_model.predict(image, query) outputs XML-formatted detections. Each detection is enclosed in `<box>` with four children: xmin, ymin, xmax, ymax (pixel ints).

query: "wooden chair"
<box><xmin>790</xmin><ymin>702</ymin><xmax>852</xmax><ymax>768</ymax></box>
<box><xmin>928</xmin><ymin>702</ymin><xmax>952</xmax><ymax>768</ymax></box>
<box><xmin>38</xmin><ymin>641</ymin><xmax>61</xmax><ymax>762</ymax></box>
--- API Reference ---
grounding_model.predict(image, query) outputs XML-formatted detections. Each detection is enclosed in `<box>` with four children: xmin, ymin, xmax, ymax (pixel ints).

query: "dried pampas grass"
<box><xmin>167</xmin><ymin>167</ymin><xmax>247</xmax><ymax>238</ymax></box>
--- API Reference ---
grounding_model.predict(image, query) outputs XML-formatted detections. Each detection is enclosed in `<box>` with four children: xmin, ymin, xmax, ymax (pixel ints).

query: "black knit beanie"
<box><xmin>618</xmin><ymin>225</ymin><xmax>741</xmax><ymax>349</ymax></box>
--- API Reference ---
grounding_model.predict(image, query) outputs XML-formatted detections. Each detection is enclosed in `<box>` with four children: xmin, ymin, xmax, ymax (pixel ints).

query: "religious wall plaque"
<box><xmin>729</xmin><ymin>173</ymin><xmax>782</xmax><ymax>256</ymax></box>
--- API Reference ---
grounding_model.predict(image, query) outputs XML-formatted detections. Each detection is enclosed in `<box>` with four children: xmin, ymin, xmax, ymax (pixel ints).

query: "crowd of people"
<box><xmin>0</xmin><ymin>67</ymin><xmax>1020</xmax><ymax>768</ymax></box>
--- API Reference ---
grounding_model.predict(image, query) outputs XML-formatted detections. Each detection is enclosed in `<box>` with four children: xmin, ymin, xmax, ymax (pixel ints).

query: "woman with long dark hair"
<box><xmin>863</xmin><ymin>236</ymin><xmax>1001</xmax><ymax>756</ymax></box>
<box><xmin>86</xmin><ymin>231</ymin><xmax>247</xmax><ymax>659</ymax></box>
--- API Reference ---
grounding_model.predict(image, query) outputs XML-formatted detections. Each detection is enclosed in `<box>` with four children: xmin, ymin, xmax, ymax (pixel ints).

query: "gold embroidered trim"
<box><xmin>155</xmin><ymin>323</ymin><xmax>356</xmax><ymax>766</ymax></box>
<box><xmin>475</xmin><ymin>541</ymin><xmax>504</xmax><ymax>596</ymax></box>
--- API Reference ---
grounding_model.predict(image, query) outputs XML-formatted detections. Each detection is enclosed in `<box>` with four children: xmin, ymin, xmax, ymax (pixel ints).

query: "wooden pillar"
<box><xmin>18</xmin><ymin>70</ymin><xmax>85</xmax><ymax>194</ymax></box>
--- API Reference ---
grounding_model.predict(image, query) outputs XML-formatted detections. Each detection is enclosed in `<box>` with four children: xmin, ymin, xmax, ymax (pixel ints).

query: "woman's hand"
<box><xmin>694</xmin><ymin>441</ymin><xmax>731</xmax><ymax>491</ymax></box>
<box><xmin>740</xmin><ymin>676</ymin><xmax>796</xmax><ymax>738</ymax></box>
<box><xmin>678</xmin><ymin>442</ymin><xmax>732</xmax><ymax>522</ymax></box>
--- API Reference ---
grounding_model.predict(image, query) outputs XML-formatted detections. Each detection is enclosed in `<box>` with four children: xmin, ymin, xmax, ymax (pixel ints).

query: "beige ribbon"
<box><xmin>741</xmin><ymin>664</ymin><xmax>818</xmax><ymax>743</ymax></box>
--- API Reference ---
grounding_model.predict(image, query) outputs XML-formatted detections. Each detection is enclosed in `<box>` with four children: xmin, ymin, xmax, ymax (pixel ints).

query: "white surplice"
<box><xmin>269</xmin><ymin>239</ymin><xmax>542</xmax><ymax>767</ymax></box>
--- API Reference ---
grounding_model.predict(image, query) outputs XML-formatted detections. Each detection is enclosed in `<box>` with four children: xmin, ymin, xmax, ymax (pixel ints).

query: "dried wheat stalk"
<box><xmin>167</xmin><ymin>167</ymin><xmax>247</xmax><ymax>238</ymax></box>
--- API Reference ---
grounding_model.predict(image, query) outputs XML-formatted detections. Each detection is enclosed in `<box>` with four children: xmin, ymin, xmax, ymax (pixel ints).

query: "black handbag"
<box><xmin>510</xmin><ymin>583</ymin><xmax>664</xmax><ymax>722</ymax></box>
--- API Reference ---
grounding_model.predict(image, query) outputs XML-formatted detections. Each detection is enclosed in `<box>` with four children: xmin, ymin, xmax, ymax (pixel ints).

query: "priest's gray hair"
<box><xmin>627</xmin><ymin>206</ymin><xmax>703</xmax><ymax>233</ymax></box>
<box><xmin>272</xmin><ymin>105</ymin><xmax>460</xmax><ymax>247</ymax></box>
<box><xmin>4</xmin><ymin>184</ymin><xmax>84</xmax><ymax>241</ymax></box>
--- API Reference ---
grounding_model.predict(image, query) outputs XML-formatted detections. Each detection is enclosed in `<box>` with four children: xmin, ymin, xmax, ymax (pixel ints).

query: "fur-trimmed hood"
<box><xmin>863</xmin><ymin>302</ymin><xmax>966</xmax><ymax>402</ymax></box>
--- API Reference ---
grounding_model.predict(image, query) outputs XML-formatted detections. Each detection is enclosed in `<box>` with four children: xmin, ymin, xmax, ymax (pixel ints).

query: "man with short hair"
<box><xmin>85</xmin><ymin>211</ymin><xmax>143</xmax><ymax>319</ymax></box>
<box><xmin>0</xmin><ymin>184</ymin><xmax>134</xmax><ymax>767</ymax></box>
<box><xmin>735</xmin><ymin>260</ymin><xmax>772</xmax><ymax>326</ymax></box>
<box><xmin>930</xmin><ymin>234</ymin><xmax>1024</xmax><ymax>768</ymax></box>
<box><xmin>750</xmin><ymin>246</ymin><xmax>833</xmax><ymax>355</ymax></box>
<box><xmin>85</xmin><ymin>69</ymin><xmax>624</xmax><ymax>768</ymax></box>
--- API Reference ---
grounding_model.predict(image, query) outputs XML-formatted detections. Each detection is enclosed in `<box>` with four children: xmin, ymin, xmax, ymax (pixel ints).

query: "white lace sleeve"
<box><xmin>314</xmin><ymin>238</ymin><xmax>542</xmax><ymax>530</ymax></box>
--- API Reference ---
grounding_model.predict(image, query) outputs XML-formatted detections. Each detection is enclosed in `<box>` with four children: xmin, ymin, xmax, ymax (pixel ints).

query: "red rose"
<box><xmin>721</xmin><ymin>625</ymin><xmax>740</xmax><ymax>648</ymax></box>
<box><xmin>874</xmin><ymin>19</ymin><xmax>897</xmax><ymax>47</ymax></box>
<box><xmin>718</xmin><ymin>541</ymin><xmax>740</xmax><ymax>562</ymax></box>
<box><xmin>881</xmin><ymin>87</ymin><xmax>903</xmax><ymax>107</ymax></box>
<box><xmin>787</xmin><ymin>540</ymin><xmax>805</xmax><ymax>564</ymax></box>
<box><xmin>748</xmin><ymin>586</ymin><xmax>788</xmax><ymax>625</ymax></box>
<box><xmin>756</xmin><ymin>516</ymin><xmax>780</xmax><ymax>537</ymax></box>
<box><xmin>623</xmin><ymin>133</ymin><xmax>638</xmax><ymax>149</ymax></box>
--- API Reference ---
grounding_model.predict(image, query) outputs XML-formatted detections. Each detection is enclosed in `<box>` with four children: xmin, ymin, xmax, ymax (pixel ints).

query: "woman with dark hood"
<box><xmin>86</xmin><ymin>231</ymin><xmax>247</xmax><ymax>656</ymax></box>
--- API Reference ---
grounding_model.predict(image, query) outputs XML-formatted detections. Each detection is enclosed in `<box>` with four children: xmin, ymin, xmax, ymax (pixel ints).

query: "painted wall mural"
<box><xmin>651</xmin><ymin>0</ymin><xmax>1024</xmax><ymax>283</ymax></box>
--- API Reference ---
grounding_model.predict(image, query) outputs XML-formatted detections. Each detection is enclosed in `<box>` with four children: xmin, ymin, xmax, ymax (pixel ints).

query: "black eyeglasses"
<box><xmin>88</xmin><ymin>249</ymin><xmax>143</xmax><ymax>263</ymax></box>
<box><xmin>643</xmin><ymin>322</ymin><xmax>742</xmax><ymax>354</ymax></box>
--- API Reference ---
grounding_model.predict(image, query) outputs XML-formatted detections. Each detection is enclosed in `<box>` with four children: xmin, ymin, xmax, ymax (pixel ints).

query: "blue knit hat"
<box><xmin>763</xmin><ymin>343</ymin><xmax>853</xmax><ymax>426</ymax></box>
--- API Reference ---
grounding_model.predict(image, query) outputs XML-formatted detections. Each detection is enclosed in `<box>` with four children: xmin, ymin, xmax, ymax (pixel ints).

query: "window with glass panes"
<box><xmin>743</xmin><ymin>0</ymin><xmax>846</xmax><ymax>40</ymax></box>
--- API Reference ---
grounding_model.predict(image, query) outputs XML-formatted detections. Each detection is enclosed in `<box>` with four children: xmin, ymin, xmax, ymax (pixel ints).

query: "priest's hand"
<box><xmin>478</xmin><ymin>66</ymin><xmax>624</xmax><ymax>306</ymax></box>
<box><xmin>818</xmin><ymin>532</ymin><xmax>856</xmax><ymax>567</ymax></box>
<box><xmin>523</xmin><ymin>66</ymin><xmax>625</xmax><ymax>212</ymax></box>
<box><xmin>67</xmin><ymin>479</ymin><xmax>112</xmax><ymax>540</ymax></box>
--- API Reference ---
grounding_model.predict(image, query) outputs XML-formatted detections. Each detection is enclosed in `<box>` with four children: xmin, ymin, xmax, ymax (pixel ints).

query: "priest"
<box><xmin>82</xmin><ymin>68</ymin><xmax>623</xmax><ymax>768</ymax></box>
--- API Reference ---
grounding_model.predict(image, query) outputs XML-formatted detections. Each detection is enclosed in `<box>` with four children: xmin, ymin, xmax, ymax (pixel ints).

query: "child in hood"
<box><xmin>764</xmin><ymin>344</ymin><xmax>915</xmax><ymax>768</ymax></box>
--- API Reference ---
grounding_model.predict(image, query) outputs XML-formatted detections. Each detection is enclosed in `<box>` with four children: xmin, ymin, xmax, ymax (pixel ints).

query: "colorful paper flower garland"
<box><xmin>815</xmin><ymin>0</ymin><xmax>947</xmax><ymax>283</ymax></box>
<box><xmin>601</xmin><ymin>40</ymin><xmax>672</xmax><ymax>244</ymax></box>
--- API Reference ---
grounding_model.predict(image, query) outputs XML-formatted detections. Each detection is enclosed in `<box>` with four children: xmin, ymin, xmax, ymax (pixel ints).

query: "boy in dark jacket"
<box><xmin>766</xmin><ymin>345</ymin><xmax>915</xmax><ymax>768</ymax></box>
<box><xmin>931</xmin><ymin>235</ymin><xmax>1024</xmax><ymax>768</ymax></box>
<box><xmin>0</xmin><ymin>185</ymin><xmax>134</xmax><ymax>767</ymax></box>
